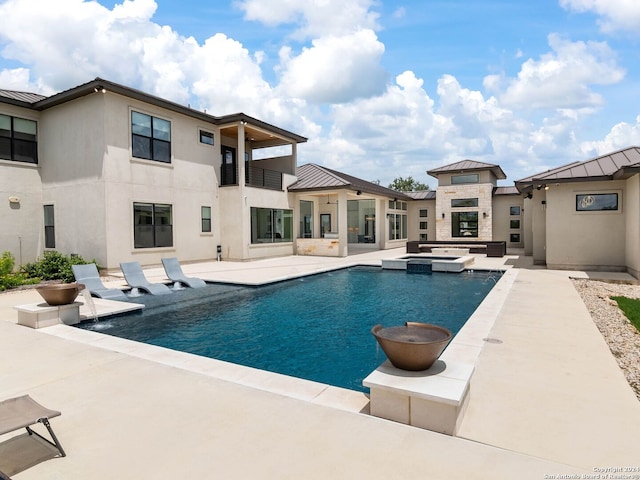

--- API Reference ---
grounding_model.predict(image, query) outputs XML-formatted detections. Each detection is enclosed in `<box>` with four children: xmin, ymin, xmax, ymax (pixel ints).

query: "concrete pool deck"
<box><xmin>1</xmin><ymin>249</ymin><xmax>639</xmax><ymax>479</ymax></box>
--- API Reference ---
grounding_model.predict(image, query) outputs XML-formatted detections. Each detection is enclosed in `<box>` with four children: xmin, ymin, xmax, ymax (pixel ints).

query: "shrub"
<box><xmin>21</xmin><ymin>251</ymin><xmax>98</xmax><ymax>283</ymax></box>
<box><xmin>0</xmin><ymin>251</ymin><xmax>38</xmax><ymax>291</ymax></box>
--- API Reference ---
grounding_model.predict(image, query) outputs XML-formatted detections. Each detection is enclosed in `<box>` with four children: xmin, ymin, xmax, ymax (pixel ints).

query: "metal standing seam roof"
<box><xmin>289</xmin><ymin>164</ymin><xmax>414</xmax><ymax>200</ymax></box>
<box><xmin>404</xmin><ymin>190</ymin><xmax>436</xmax><ymax>200</ymax></box>
<box><xmin>427</xmin><ymin>159</ymin><xmax>507</xmax><ymax>180</ymax></box>
<box><xmin>493</xmin><ymin>186</ymin><xmax>520</xmax><ymax>195</ymax></box>
<box><xmin>515</xmin><ymin>147</ymin><xmax>640</xmax><ymax>190</ymax></box>
<box><xmin>0</xmin><ymin>89</ymin><xmax>47</xmax><ymax>106</ymax></box>
<box><xmin>0</xmin><ymin>78</ymin><xmax>307</xmax><ymax>144</ymax></box>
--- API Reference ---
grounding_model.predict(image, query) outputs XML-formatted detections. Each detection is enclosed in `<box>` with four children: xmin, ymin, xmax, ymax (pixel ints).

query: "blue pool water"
<box><xmin>78</xmin><ymin>267</ymin><xmax>500</xmax><ymax>392</ymax></box>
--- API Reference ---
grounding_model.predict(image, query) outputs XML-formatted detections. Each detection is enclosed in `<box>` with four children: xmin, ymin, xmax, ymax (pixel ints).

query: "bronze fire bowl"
<box><xmin>372</xmin><ymin>322</ymin><xmax>452</xmax><ymax>371</ymax></box>
<box><xmin>36</xmin><ymin>283</ymin><xmax>85</xmax><ymax>306</ymax></box>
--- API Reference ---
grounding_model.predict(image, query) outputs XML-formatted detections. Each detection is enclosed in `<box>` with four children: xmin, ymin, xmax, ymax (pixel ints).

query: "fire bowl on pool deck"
<box><xmin>36</xmin><ymin>283</ymin><xmax>85</xmax><ymax>306</ymax></box>
<box><xmin>371</xmin><ymin>322</ymin><xmax>453</xmax><ymax>371</ymax></box>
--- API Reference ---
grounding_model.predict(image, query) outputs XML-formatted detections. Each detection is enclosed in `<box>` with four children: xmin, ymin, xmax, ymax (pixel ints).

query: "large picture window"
<box><xmin>451</xmin><ymin>174</ymin><xmax>479</xmax><ymax>184</ymax></box>
<box><xmin>451</xmin><ymin>212</ymin><xmax>478</xmax><ymax>237</ymax></box>
<box><xmin>451</xmin><ymin>198</ymin><xmax>478</xmax><ymax>208</ymax></box>
<box><xmin>0</xmin><ymin>114</ymin><xmax>38</xmax><ymax>164</ymax></box>
<box><xmin>131</xmin><ymin>111</ymin><xmax>171</xmax><ymax>162</ymax></box>
<box><xmin>576</xmin><ymin>193</ymin><xmax>618</xmax><ymax>211</ymax></box>
<box><xmin>134</xmin><ymin>203</ymin><xmax>173</xmax><ymax>248</ymax></box>
<box><xmin>44</xmin><ymin>205</ymin><xmax>55</xmax><ymax>248</ymax></box>
<box><xmin>251</xmin><ymin>207</ymin><xmax>292</xmax><ymax>243</ymax></box>
<box><xmin>388</xmin><ymin>214</ymin><xmax>407</xmax><ymax>240</ymax></box>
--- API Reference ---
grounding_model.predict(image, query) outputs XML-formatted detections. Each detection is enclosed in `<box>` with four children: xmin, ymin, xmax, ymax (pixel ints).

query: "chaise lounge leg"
<box><xmin>26</xmin><ymin>418</ymin><xmax>66</xmax><ymax>457</ymax></box>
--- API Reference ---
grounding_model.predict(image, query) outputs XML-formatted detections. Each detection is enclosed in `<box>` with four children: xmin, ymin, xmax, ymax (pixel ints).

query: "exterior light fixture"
<box><xmin>8</xmin><ymin>196</ymin><xmax>20</xmax><ymax>204</ymax></box>
<box><xmin>544</xmin><ymin>185</ymin><xmax>550</xmax><ymax>190</ymax></box>
<box><xmin>483</xmin><ymin>212</ymin><xmax>487</xmax><ymax>218</ymax></box>
<box><xmin>441</xmin><ymin>213</ymin><xmax>445</xmax><ymax>219</ymax></box>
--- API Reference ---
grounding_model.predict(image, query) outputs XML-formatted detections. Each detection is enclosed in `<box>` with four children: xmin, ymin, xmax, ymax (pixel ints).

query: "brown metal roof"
<box><xmin>515</xmin><ymin>147</ymin><xmax>640</xmax><ymax>192</ymax></box>
<box><xmin>404</xmin><ymin>190</ymin><xmax>436</xmax><ymax>200</ymax></box>
<box><xmin>2</xmin><ymin>77</ymin><xmax>307</xmax><ymax>145</ymax></box>
<box><xmin>290</xmin><ymin>164</ymin><xmax>414</xmax><ymax>200</ymax></box>
<box><xmin>427</xmin><ymin>159</ymin><xmax>507</xmax><ymax>180</ymax></box>
<box><xmin>0</xmin><ymin>89</ymin><xmax>47</xmax><ymax>106</ymax></box>
<box><xmin>493</xmin><ymin>186</ymin><xmax>520</xmax><ymax>195</ymax></box>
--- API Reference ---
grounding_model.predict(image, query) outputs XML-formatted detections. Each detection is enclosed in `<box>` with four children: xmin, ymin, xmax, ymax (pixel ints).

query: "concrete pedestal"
<box><xmin>14</xmin><ymin>302</ymin><xmax>81</xmax><ymax>329</ymax></box>
<box><xmin>363</xmin><ymin>360</ymin><xmax>473</xmax><ymax>436</ymax></box>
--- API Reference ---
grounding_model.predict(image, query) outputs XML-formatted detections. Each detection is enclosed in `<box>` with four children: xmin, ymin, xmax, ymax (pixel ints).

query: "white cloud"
<box><xmin>579</xmin><ymin>116</ymin><xmax>640</xmax><ymax>156</ymax></box>
<box><xmin>496</xmin><ymin>34</ymin><xmax>624</xmax><ymax>110</ymax></box>
<box><xmin>276</xmin><ymin>30</ymin><xmax>387</xmax><ymax>104</ymax></box>
<box><xmin>237</xmin><ymin>0</ymin><xmax>380</xmax><ymax>39</ymax></box>
<box><xmin>560</xmin><ymin>0</ymin><xmax>640</xmax><ymax>34</ymax></box>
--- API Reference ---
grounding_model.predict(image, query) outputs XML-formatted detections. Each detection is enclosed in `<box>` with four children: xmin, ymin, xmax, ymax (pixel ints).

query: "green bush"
<box><xmin>0</xmin><ymin>251</ymin><xmax>38</xmax><ymax>291</ymax></box>
<box><xmin>21</xmin><ymin>251</ymin><xmax>98</xmax><ymax>283</ymax></box>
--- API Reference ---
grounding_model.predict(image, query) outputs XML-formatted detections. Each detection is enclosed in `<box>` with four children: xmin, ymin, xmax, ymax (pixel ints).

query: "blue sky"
<box><xmin>1</xmin><ymin>0</ymin><xmax>639</xmax><ymax>188</ymax></box>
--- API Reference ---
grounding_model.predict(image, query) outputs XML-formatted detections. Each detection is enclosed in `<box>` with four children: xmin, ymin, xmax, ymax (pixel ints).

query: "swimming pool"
<box><xmin>78</xmin><ymin>266</ymin><xmax>499</xmax><ymax>392</ymax></box>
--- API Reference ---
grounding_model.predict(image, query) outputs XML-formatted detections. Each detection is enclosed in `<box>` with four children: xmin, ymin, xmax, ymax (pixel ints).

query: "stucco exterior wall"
<box><xmin>0</xmin><ymin>105</ymin><xmax>42</xmax><ymax>266</ymax></box>
<box><xmin>624</xmin><ymin>176</ymin><xmax>640</xmax><ymax>278</ymax></box>
<box><xmin>491</xmin><ymin>194</ymin><xmax>524</xmax><ymax>247</ymax></box>
<box><xmin>545</xmin><ymin>181</ymin><xmax>626</xmax><ymax>271</ymax></box>
<box><xmin>529</xmin><ymin>190</ymin><xmax>547</xmax><ymax>264</ymax></box>
<box><xmin>407</xmin><ymin>199</ymin><xmax>435</xmax><ymax>241</ymax></box>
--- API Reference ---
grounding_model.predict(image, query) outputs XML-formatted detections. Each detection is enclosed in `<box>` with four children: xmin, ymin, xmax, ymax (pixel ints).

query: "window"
<box><xmin>451</xmin><ymin>174</ymin><xmax>479</xmax><ymax>184</ymax></box>
<box><xmin>576</xmin><ymin>193</ymin><xmax>618</xmax><ymax>211</ymax></box>
<box><xmin>419</xmin><ymin>221</ymin><xmax>428</xmax><ymax>230</ymax></box>
<box><xmin>510</xmin><ymin>234</ymin><xmax>521</xmax><ymax>243</ymax></box>
<box><xmin>510</xmin><ymin>220</ymin><xmax>520</xmax><ymax>229</ymax></box>
<box><xmin>419</xmin><ymin>233</ymin><xmax>428</xmax><ymax>241</ymax></box>
<box><xmin>451</xmin><ymin>198</ymin><xmax>478</xmax><ymax>208</ymax></box>
<box><xmin>0</xmin><ymin>114</ymin><xmax>38</xmax><ymax>163</ymax></box>
<box><xmin>44</xmin><ymin>205</ymin><xmax>55</xmax><ymax>248</ymax></box>
<box><xmin>131</xmin><ymin>111</ymin><xmax>171</xmax><ymax>162</ymax></box>
<box><xmin>251</xmin><ymin>207</ymin><xmax>293</xmax><ymax>243</ymax></box>
<box><xmin>510</xmin><ymin>206</ymin><xmax>521</xmax><ymax>215</ymax></box>
<box><xmin>300</xmin><ymin>200</ymin><xmax>313</xmax><ymax>238</ymax></box>
<box><xmin>452</xmin><ymin>212</ymin><xmax>478</xmax><ymax>237</ymax></box>
<box><xmin>201</xmin><ymin>206</ymin><xmax>211</xmax><ymax>233</ymax></box>
<box><xmin>388</xmin><ymin>214</ymin><xmax>407</xmax><ymax>240</ymax></box>
<box><xmin>419</xmin><ymin>209</ymin><xmax>428</xmax><ymax>217</ymax></box>
<box><xmin>200</xmin><ymin>130</ymin><xmax>214</xmax><ymax>145</ymax></box>
<box><xmin>388</xmin><ymin>200</ymin><xmax>407</xmax><ymax>210</ymax></box>
<box><xmin>133</xmin><ymin>203</ymin><xmax>173</xmax><ymax>248</ymax></box>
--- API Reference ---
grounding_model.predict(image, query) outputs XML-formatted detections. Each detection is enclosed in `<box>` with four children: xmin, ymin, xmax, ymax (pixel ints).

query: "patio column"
<box><xmin>237</xmin><ymin>122</ymin><xmax>246</xmax><ymax>186</ymax></box>
<box><xmin>338</xmin><ymin>190</ymin><xmax>348</xmax><ymax>257</ymax></box>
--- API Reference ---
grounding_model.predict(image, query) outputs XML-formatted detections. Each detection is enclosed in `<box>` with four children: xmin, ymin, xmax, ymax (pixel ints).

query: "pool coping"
<box><xmin>34</xmin><ymin>263</ymin><xmax>516</xmax><ymax>422</ymax></box>
<box><xmin>363</xmin><ymin>269</ymin><xmax>516</xmax><ymax>434</ymax></box>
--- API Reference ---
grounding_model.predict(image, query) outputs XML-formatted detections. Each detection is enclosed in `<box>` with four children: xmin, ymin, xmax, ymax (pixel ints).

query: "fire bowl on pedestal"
<box><xmin>36</xmin><ymin>283</ymin><xmax>85</xmax><ymax>306</ymax></box>
<box><xmin>371</xmin><ymin>322</ymin><xmax>453</xmax><ymax>371</ymax></box>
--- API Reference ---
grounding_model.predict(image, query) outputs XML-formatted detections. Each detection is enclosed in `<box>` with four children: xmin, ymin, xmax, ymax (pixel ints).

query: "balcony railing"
<box><xmin>245</xmin><ymin>164</ymin><xmax>283</xmax><ymax>190</ymax></box>
<box><xmin>220</xmin><ymin>163</ymin><xmax>283</xmax><ymax>190</ymax></box>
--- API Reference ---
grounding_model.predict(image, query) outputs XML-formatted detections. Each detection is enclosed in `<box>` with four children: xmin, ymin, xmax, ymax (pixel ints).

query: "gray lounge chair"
<box><xmin>161</xmin><ymin>257</ymin><xmax>207</xmax><ymax>288</ymax></box>
<box><xmin>0</xmin><ymin>395</ymin><xmax>66</xmax><ymax>458</ymax></box>
<box><xmin>120</xmin><ymin>261</ymin><xmax>172</xmax><ymax>295</ymax></box>
<box><xmin>72</xmin><ymin>263</ymin><xmax>128</xmax><ymax>300</ymax></box>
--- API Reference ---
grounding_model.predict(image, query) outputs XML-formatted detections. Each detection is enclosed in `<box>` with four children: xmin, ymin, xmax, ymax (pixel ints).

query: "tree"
<box><xmin>388</xmin><ymin>176</ymin><xmax>430</xmax><ymax>192</ymax></box>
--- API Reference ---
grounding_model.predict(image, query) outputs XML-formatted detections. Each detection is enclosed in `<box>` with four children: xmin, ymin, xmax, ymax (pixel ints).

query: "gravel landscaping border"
<box><xmin>573</xmin><ymin>279</ymin><xmax>640</xmax><ymax>401</ymax></box>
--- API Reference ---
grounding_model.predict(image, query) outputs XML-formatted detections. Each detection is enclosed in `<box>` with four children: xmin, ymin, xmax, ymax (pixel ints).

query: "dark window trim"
<box><xmin>201</xmin><ymin>206</ymin><xmax>212</xmax><ymax>233</ymax></box>
<box><xmin>44</xmin><ymin>204</ymin><xmax>55</xmax><ymax>248</ymax></box>
<box><xmin>575</xmin><ymin>193</ymin><xmax>619</xmax><ymax>212</ymax></box>
<box><xmin>200</xmin><ymin>130</ymin><xmax>214</xmax><ymax>145</ymax></box>
<box><xmin>451</xmin><ymin>211</ymin><xmax>478</xmax><ymax>238</ymax></box>
<box><xmin>133</xmin><ymin>202</ymin><xmax>173</xmax><ymax>248</ymax></box>
<box><xmin>451</xmin><ymin>173</ymin><xmax>479</xmax><ymax>185</ymax></box>
<box><xmin>0</xmin><ymin>114</ymin><xmax>38</xmax><ymax>164</ymax></box>
<box><xmin>451</xmin><ymin>198</ymin><xmax>478</xmax><ymax>208</ymax></box>
<box><xmin>131</xmin><ymin>111</ymin><xmax>171</xmax><ymax>163</ymax></box>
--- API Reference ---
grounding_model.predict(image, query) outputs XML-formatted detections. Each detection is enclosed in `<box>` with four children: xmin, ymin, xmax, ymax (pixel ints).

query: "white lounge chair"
<box><xmin>161</xmin><ymin>257</ymin><xmax>207</xmax><ymax>288</ymax></box>
<box><xmin>72</xmin><ymin>263</ymin><xmax>128</xmax><ymax>300</ymax></box>
<box><xmin>120</xmin><ymin>261</ymin><xmax>172</xmax><ymax>295</ymax></box>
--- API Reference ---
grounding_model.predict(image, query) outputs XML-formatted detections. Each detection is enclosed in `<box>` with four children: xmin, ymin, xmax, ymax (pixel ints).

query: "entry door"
<box><xmin>320</xmin><ymin>214</ymin><xmax>331</xmax><ymax>236</ymax></box>
<box><xmin>221</xmin><ymin>146</ymin><xmax>237</xmax><ymax>185</ymax></box>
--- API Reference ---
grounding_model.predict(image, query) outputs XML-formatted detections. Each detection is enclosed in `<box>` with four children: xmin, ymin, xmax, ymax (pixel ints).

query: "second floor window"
<box><xmin>0</xmin><ymin>114</ymin><xmax>38</xmax><ymax>164</ymax></box>
<box><xmin>131</xmin><ymin>111</ymin><xmax>171</xmax><ymax>163</ymax></box>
